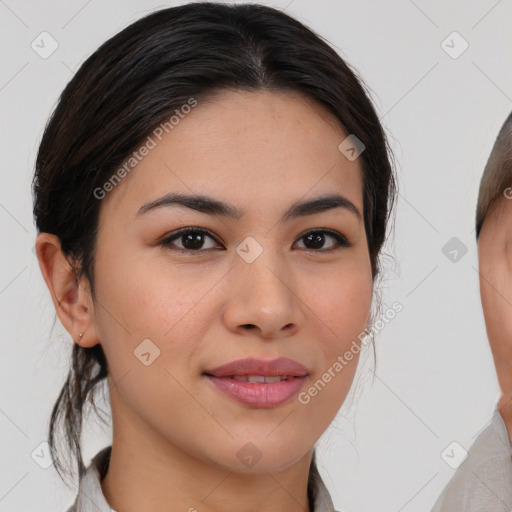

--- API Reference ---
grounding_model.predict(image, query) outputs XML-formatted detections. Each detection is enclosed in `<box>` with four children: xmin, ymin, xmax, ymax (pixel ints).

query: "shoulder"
<box><xmin>432</xmin><ymin>413</ymin><xmax>512</xmax><ymax>511</ymax></box>
<box><xmin>64</xmin><ymin>446</ymin><xmax>113</xmax><ymax>512</ymax></box>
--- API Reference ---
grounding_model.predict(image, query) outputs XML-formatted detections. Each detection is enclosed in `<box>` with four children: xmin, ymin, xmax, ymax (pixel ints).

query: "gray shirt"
<box><xmin>432</xmin><ymin>410</ymin><xmax>512</xmax><ymax>511</ymax></box>
<box><xmin>65</xmin><ymin>445</ymin><xmax>339</xmax><ymax>512</ymax></box>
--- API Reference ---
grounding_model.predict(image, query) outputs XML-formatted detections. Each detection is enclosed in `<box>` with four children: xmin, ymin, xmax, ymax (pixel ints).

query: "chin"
<box><xmin>215</xmin><ymin>437</ymin><xmax>311</xmax><ymax>475</ymax></box>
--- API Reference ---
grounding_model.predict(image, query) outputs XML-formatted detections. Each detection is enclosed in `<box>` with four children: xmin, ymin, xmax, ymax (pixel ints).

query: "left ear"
<box><xmin>35</xmin><ymin>232</ymin><xmax>100</xmax><ymax>348</ymax></box>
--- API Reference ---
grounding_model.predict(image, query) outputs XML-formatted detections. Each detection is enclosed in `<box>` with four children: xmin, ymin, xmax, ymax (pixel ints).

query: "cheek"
<box><xmin>93</xmin><ymin>255</ymin><xmax>221</xmax><ymax>373</ymax></box>
<box><xmin>95</xmin><ymin>242</ymin><xmax>185</xmax><ymax>327</ymax></box>
<box><xmin>479</xmin><ymin>260</ymin><xmax>506</xmax><ymax>322</ymax></box>
<box><xmin>303</xmin><ymin>257</ymin><xmax>373</xmax><ymax>390</ymax></box>
<box><xmin>296</xmin><ymin>268</ymin><xmax>372</xmax><ymax>433</ymax></box>
<box><xmin>310</xmin><ymin>262</ymin><xmax>373</xmax><ymax>346</ymax></box>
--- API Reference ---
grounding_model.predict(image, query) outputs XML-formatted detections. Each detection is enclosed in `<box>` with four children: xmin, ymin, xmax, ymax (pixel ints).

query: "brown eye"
<box><xmin>294</xmin><ymin>230</ymin><xmax>351</xmax><ymax>251</ymax></box>
<box><xmin>160</xmin><ymin>228</ymin><xmax>222</xmax><ymax>253</ymax></box>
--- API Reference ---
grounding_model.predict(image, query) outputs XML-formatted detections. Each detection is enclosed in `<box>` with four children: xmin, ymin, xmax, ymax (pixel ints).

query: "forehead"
<box><xmin>99</xmin><ymin>89</ymin><xmax>364</xmax><ymax>220</ymax></box>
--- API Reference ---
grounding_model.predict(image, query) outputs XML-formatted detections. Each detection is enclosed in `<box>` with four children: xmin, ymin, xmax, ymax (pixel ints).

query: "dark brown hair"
<box><xmin>32</xmin><ymin>1</ymin><xmax>397</xmax><ymax>496</ymax></box>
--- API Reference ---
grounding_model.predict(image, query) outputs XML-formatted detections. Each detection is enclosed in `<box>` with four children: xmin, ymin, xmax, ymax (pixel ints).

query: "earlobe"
<box><xmin>35</xmin><ymin>232</ymin><xmax>99</xmax><ymax>348</ymax></box>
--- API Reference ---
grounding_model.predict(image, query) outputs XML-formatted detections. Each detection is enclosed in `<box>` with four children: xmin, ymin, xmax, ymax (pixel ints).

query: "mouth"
<box><xmin>203</xmin><ymin>357</ymin><xmax>310</xmax><ymax>408</ymax></box>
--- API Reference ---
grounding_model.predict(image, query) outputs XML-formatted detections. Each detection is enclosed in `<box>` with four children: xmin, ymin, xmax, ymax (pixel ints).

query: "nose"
<box><xmin>222</xmin><ymin>247</ymin><xmax>303</xmax><ymax>340</ymax></box>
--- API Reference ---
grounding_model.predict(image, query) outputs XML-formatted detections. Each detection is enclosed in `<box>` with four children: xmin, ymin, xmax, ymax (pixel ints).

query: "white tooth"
<box><xmin>247</xmin><ymin>375</ymin><xmax>266</xmax><ymax>383</ymax></box>
<box><xmin>232</xmin><ymin>375</ymin><xmax>293</xmax><ymax>383</ymax></box>
<box><xmin>264</xmin><ymin>376</ymin><xmax>283</xmax><ymax>383</ymax></box>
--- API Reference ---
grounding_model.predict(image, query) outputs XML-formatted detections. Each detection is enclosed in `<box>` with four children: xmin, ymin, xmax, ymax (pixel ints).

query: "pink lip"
<box><xmin>203</xmin><ymin>357</ymin><xmax>310</xmax><ymax>408</ymax></box>
<box><xmin>204</xmin><ymin>357</ymin><xmax>309</xmax><ymax>378</ymax></box>
<box><xmin>205</xmin><ymin>375</ymin><xmax>308</xmax><ymax>408</ymax></box>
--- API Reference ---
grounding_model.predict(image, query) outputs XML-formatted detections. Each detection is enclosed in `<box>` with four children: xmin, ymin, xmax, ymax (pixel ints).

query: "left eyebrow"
<box><xmin>136</xmin><ymin>192</ymin><xmax>361</xmax><ymax>221</ymax></box>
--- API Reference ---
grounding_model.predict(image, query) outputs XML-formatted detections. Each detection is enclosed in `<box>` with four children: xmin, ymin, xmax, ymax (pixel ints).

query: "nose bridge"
<box><xmin>226</xmin><ymin>236</ymin><xmax>300</xmax><ymax>337</ymax></box>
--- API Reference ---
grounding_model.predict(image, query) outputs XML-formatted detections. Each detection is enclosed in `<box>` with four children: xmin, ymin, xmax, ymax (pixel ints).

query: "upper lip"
<box><xmin>204</xmin><ymin>357</ymin><xmax>310</xmax><ymax>378</ymax></box>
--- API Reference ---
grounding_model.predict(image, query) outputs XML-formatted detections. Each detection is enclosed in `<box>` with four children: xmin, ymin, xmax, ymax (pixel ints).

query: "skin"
<box><xmin>36</xmin><ymin>89</ymin><xmax>373</xmax><ymax>512</ymax></box>
<box><xmin>478</xmin><ymin>194</ymin><xmax>512</xmax><ymax>441</ymax></box>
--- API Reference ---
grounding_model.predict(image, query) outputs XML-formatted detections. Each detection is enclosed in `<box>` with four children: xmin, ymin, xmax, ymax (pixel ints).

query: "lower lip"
<box><xmin>205</xmin><ymin>375</ymin><xmax>308</xmax><ymax>408</ymax></box>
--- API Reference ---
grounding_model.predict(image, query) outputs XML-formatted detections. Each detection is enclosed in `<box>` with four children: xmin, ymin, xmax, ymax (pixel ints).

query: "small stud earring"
<box><xmin>78</xmin><ymin>333</ymin><xmax>83</xmax><ymax>341</ymax></box>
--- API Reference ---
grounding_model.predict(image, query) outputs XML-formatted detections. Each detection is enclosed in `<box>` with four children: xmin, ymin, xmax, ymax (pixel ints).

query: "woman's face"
<box><xmin>89</xmin><ymin>89</ymin><xmax>373</xmax><ymax>473</ymax></box>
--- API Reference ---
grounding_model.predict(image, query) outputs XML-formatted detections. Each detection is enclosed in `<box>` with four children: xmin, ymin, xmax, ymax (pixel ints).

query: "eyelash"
<box><xmin>158</xmin><ymin>227</ymin><xmax>351</xmax><ymax>255</ymax></box>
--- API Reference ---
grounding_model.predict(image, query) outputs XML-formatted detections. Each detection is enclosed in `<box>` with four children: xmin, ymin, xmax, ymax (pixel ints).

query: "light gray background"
<box><xmin>1</xmin><ymin>1</ymin><xmax>511</xmax><ymax>511</ymax></box>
